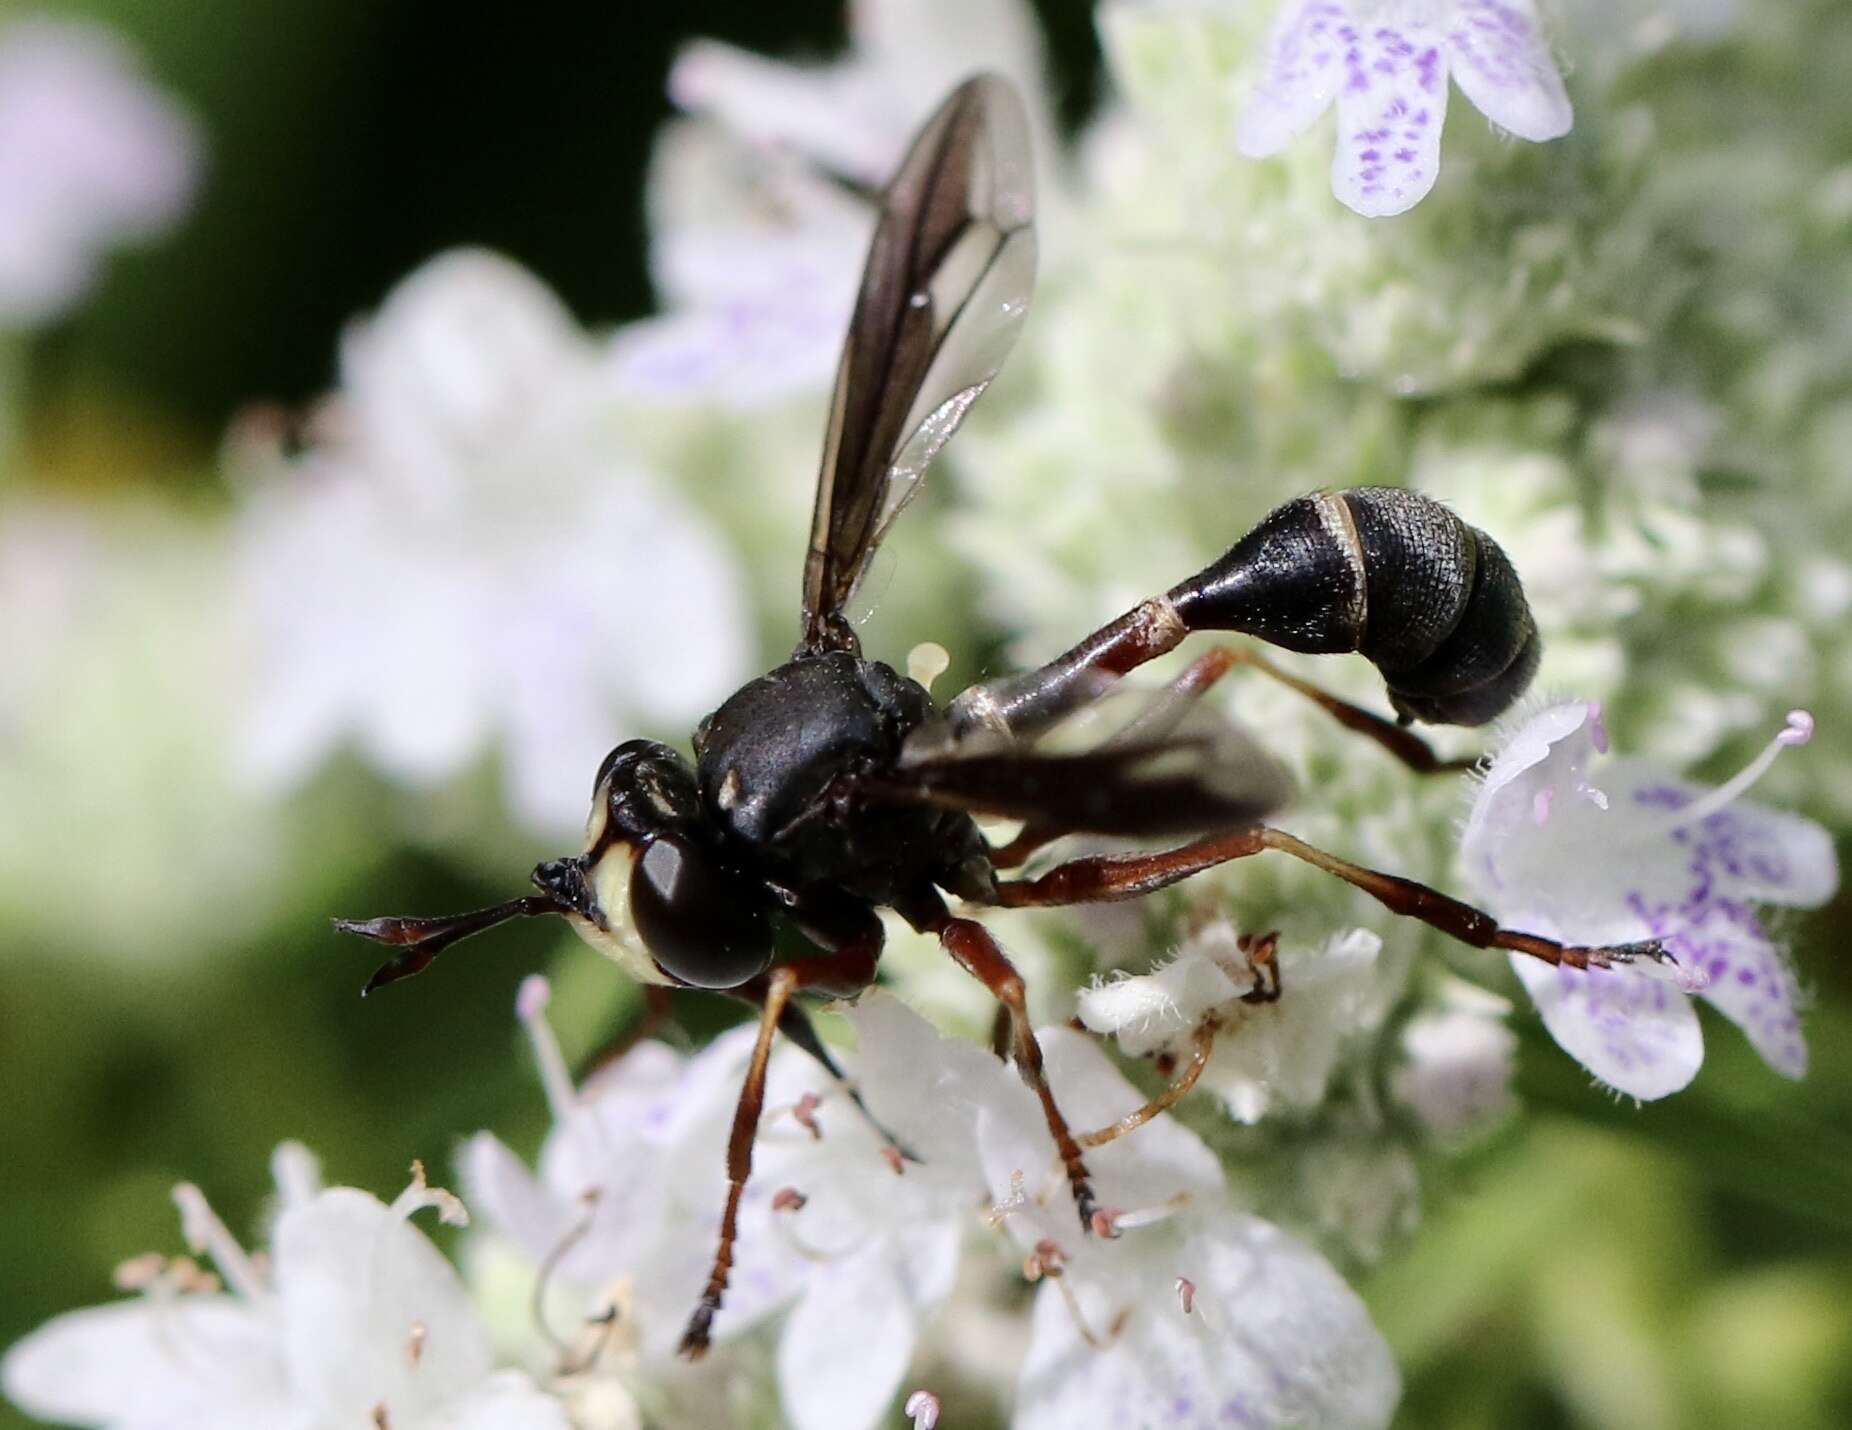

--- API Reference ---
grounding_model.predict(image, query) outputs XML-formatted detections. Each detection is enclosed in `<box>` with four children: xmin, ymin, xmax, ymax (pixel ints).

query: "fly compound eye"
<box><xmin>628</xmin><ymin>835</ymin><xmax>772</xmax><ymax>989</ymax></box>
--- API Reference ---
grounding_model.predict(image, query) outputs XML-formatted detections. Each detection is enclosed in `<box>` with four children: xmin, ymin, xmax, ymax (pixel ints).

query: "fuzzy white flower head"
<box><xmin>464</xmin><ymin>981</ymin><xmax>972</xmax><ymax>1430</ymax></box>
<box><xmin>1237</xmin><ymin>0</ymin><xmax>1574</xmax><ymax>216</ymax></box>
<box><xmin>1077</xmin><ymin>922</ymin><xmax>1394</xmax><ymax>1124</ymax></box>
<box><xmin>0</xmin><ymin>16</ymin><xmax>201</xmax><ymax>325</ymax></box>
<box><xmin>231</xmin><ymin>249</ymin><xmax>752</xmax><ymax>835</ymax></box>
<box><xmin>966</xmin><ymin>1024</ymin><xmax>1400</xmax><ymax>1428</ymax></box>
<box><xmin>1</xmin><ymin>1144</ymin><xmax>568</xmax><ymax>1429</ymax></box>
<box><xmin>1461</xmin><ymin>699</ymin><xmax>1838</xmax><ymax>1099</ymax></box>
<box><xmin>614</xmin><ymin>0</ymin><xmax>1051</xmax><ymax>406</ymax></box>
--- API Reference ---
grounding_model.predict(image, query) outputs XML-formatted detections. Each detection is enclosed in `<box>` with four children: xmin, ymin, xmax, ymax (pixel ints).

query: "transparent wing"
<box><xmin>799</xmin><ymin>73</ymin><xmax>1036</xmax><ymax>651</ymax></box>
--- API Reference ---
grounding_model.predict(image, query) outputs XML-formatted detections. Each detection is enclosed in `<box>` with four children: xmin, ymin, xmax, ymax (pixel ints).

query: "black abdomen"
<box><xmin>1170</xmin><ymin>487</ymin><xmax>1539</xmax><ymax>726</ymax></box>
<box><xmin>693</xmin><ymin>652</ymin><xmax>981</xmax><ymax>899</ymax></box>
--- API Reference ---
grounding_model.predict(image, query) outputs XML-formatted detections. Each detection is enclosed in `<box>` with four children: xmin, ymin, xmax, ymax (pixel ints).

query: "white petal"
<box><xmin>778</xmin><ymin>1249</ymin><xmax>921</xmax><ymax>1430</ymax></box>
<box><xmin>844</xmin><ymin>991</ymin><xmax>1017</xmax><ymax>1174</ymax></box>
<box><xmin>274</xmin><ymin>1188</ymin><xmax>494</xmax><ymax>1423</ymax></box>
<box><xmin>1446</xmin><ymin>0</ymin><xmax>1573</xmax><ymax>142</ymax></box>
<box><xmin>1198</xmin><ymin>927</ymin><xmax>1388</xmax><ymax>1124</ymax></box>
<box><xmin>608</xmin><ymin>303</ymin><xmax>848</xmax><ymax>408</ymax></box>
<box><xmin>1331</xmin><ymin>16</ymin><xmax>1451</xmax><ymax>216</ymax></box>
<box><xmin>617</xmin><ymin>123</ymin><xmax>867</xmax><ymax>407</ymax></box>
<box><xmin>1461</xmin><ymin>701</ymin><xmax>1625</xmax><ymax>918</ymax></box>
<box><xmin>850</xmin><ymin>0</ymin><xmax>1049</xmax><ymax>117</ymax></box>
<box><xmin>1076</xmin><ymin>944</ymin><xmax>1241</xmax><ymax>1057</ymax></box>
<box><xmin>1</xmin><ymin>1297</ymin><xmax>289</xmax><ymax>1429</ymax></box>
<box><xmin>1048</xmin><ymin>1028</ymin><xmax>1226</xmax><ymax>1199</ymax></box>
<box><xmin>458</xmin><ymin>1132</ymin><xmax>576</xmax><ymax>1269</ymax></box>
<box><xmin>340</xmin><ymin>250</ymin><xmax>585</xmax><ymax>490</ymax></box>
<box><xmin>668</xmin><ymin>40</ymin><xmax>897</xmax><ymax>186</ymax></box>
<box><xmin>1511</xmin><ymin>956</ymin><xmax>1703</xmax><ymax>1100</ymax></box>
<box><xmin>1016</xmin><ymin>1212</ymin><xmax>1397</xmax><ymax>1430</ymax></box>
<box><xmin>1236</xmin><ymin>0</ymin><xmax>1351</xmax><ymax>156</ymax></box>
<box><xmin>1601</xmin><ymin>760</ymin><xmax>1840</xmax><ymax>909</ymax></box>
<box><xmin>431</xmin><ymin>1370</ymin><xmax>573</xmax><ymax>1430</ymax></box>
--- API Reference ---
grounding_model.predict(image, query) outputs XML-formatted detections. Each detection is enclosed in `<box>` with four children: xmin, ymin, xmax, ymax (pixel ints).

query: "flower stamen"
<box><xmin>905</xmin><ymin>1389</ymin><xmax>943</xmax><ymax>1429</ymax></box>
<box><xmin>112</xmin><ymin>1253</ymin><xmax>167</xmax><ymax>1293</ymax></box>
<box><xmin>532</xmin><ymin>1189</ymin><xmax>600</xmax><ymax>1355</ymax></box>
<box><xmin>769</xmin><ymin>1194</ymin><xmax>860</xmax><ymax>1264</ymax></box>
<box><xmin>1100</xmin><ymin>1191</ymin><xmax>1194</xmax><ymax>1235</ymax></box>
<box><xmin>1639</xmin><ymin>709</ymin><xmax>1816</xmax><ymax>838</ymax></box>
<box><xmin>172</xmin><ymin>1183</ymin><xmax>268</xmax><ymax>1302</ymax></box>
<box><xmin>390</xmin><ymin>1160</ymin><xmax>469</xmax><ymax>1227</ymax></box>
<box><xmin>558</xmin><ymin>1284</ymin><xmax>631</xmax><ymax>1377</ymax></box>
<box><xmin>270</xmin><ymin>1141</ymin><xmax>322</xmax><ymax>1212</ymax></box>
<box><xmin>985</xmin><ymin>1169</ymin><xmax>1027</xmax><ymax>1229</ymax></box>
<box><xmin>517</xmin><ymin>975</ymin><xmax>578</xmax><ymax>1122</ymax></box>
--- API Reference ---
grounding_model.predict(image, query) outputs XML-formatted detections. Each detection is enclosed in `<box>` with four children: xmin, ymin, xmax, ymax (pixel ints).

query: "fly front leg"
<box><xmin>679</xmin><ymin>936</ymin><xmax>882</xmax><ymax>1360</ymax></box>
<box><xmin>995</xmin><ymin>826</ymin><xmax>1669</xmax><ymax>972</ymax></box>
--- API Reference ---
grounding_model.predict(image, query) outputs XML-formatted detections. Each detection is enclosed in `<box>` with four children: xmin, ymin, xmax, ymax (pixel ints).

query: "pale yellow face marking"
<box><xmin>563</xmin><ymin>841</ymin><xmax>673</xmax><ymax>987</ymax></box>
<box><xmin>569</xmin><ymin>779</ymin><xmax>671</xmax><ymax>986</ymax></box>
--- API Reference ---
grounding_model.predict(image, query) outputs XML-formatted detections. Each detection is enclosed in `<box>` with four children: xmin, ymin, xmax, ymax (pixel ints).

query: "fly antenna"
<box><xmin>334</xmin><ymin>896</ymin><xmax>561</xmax><ymax>996</ymax></box>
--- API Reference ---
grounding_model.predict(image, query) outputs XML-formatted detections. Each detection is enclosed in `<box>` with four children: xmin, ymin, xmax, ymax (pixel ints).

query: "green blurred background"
<box><xmin>2</xmin><ymin>2</ymin><xmax>1849</xmax><ymax>1428</ymax></box>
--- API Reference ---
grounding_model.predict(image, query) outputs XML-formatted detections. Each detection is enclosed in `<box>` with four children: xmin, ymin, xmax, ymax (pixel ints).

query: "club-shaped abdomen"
<box><xmin>1168</xmin><ymin>487</ymin><xmax>1540</xmax><ymax>726</ymax></box>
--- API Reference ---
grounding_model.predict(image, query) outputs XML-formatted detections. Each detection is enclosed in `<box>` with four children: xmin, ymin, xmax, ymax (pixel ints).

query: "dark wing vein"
<box><xmin>799</xmin><ymin>73</ymin><xmax>1036</xmax><ymax>650</ymax></box>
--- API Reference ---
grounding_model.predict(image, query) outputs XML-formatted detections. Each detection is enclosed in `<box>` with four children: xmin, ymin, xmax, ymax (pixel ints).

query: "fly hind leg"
<box><xmin>995</xmin><ymin>826</ymin><xmax>1669</xmax><ymax>972</ymax></box>
<box><xmin>1219</xmin><ymin>646</ymin><xmax>1476</xmax><ymax>775</ymax></box>
<box><xmin>983</xmin><ymin>641</ymin><xmax>1467</xmax><ymax>871</ymax></box>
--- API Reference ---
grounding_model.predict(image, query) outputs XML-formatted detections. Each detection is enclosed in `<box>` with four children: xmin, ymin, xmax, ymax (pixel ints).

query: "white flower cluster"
<box><xmin>4</xmin><ymin>0</ymin><xmax>1844</xmax><ymax>1426</ymax></box>
<box><xmin>3</xmin><ymin>1146</ymin><xmax>569</xmax><ymax>1429</ymax></box>
<box><xmin>2</xmin><ymin>989</ymin><xmax>1406</xmax><ymax>1429</ymax></box>
<box><xmin>231</xmin><ymin>250</ymin><xmax>754</xmax><ymax>837</ymax></box>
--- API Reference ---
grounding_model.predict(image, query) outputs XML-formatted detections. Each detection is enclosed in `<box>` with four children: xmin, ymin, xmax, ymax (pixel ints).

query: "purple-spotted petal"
<box><xmin>1602</xmin><ymin>760</ymin><xmax>1839</xmax><ymax>910</ymax></box>
<box><xmin>1660</xmin><ymin>905</ymin><xmax>1808</xmax><ymax>1079</ymax></box>
<box><xmin>1510</xmin><ymin>956</ymin><xmax>1703</xmax><ymax>1100</ymax></box>
<box><xmin>1236</xmin><ymin>0</ymin><xmax>1351</xmax><ymax>157</ymax></box>
<box><xmin>1331</xmin><ymin>19</ymin><xmax>1450</xmax><ymax>217</ymax></box>
<box><xmin>1446</xmin><ymin>0</ymin><xmax>1573</xmax><ymax>142</ymax></box>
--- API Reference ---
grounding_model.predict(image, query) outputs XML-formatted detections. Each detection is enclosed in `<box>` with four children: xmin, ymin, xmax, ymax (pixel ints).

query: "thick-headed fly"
<box><xmin>338</xmin><ymin>74</ymin><xmax>1668</xmax><ymax>1357</ymax></box>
